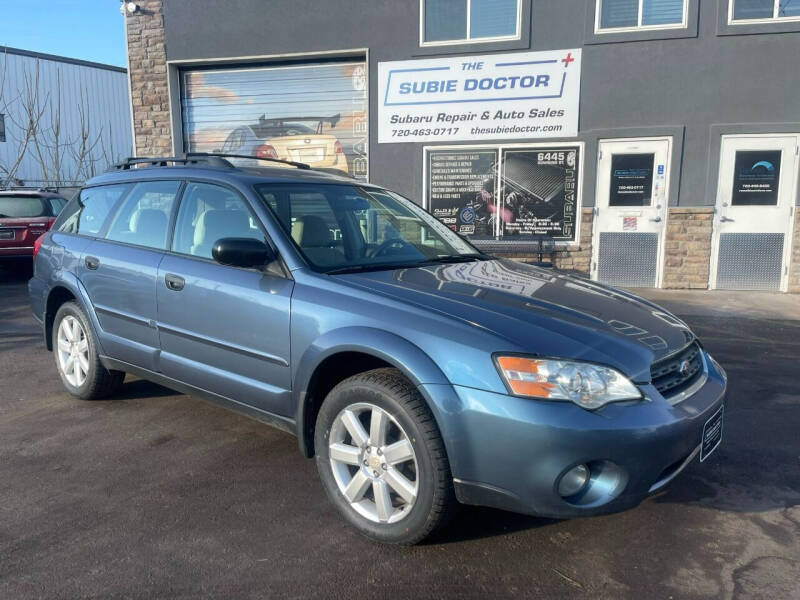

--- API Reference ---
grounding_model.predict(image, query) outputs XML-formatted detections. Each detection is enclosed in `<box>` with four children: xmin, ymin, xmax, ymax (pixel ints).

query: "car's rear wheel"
<box><xmin>53</xmin><ymin>301</ymin><xmax>124</xmax><ymax>400</ymax></box>
<box><xmin>314</xmin><ymin>368</ymin><xmax>455</xmax><ymax>544</ymax></box>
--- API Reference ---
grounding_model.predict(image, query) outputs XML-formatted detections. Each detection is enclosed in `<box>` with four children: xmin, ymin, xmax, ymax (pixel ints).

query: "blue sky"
<box><xmin>0</xmin><ymin>0</ymin><xmax>126</xmax><ymax>67</ymax></box>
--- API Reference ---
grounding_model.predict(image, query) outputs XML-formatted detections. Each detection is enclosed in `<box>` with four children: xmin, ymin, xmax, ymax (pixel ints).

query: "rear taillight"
<box><xmin>255</xmin><ymin>144</ymin><xmax>278</xmax><ymax>159</ymax></box>
<box><xmin>334</xmin><ymin>140</ymin><xmax>343</xmax><ymax>154</ymax></box>
<box><xmin>33</xmin><ymin>234</ymin><xmax>44</xmax><ymax>258</ymax></box>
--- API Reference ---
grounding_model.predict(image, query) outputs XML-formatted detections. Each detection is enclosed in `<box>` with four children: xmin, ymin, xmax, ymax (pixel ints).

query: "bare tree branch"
<box><xmin>1</xmin><ymin>52</ymin><xmax>121</xmax><ymax>188</ymax></box>
<box><xmin>0</xmin><ymin>51</ymin><xmax>45</xmax><ymax>187</ymax></box>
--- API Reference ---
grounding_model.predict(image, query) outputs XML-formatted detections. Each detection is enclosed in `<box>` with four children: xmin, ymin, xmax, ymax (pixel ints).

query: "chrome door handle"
<box><xmin>649</xmin><ymin>217</ymin><xmax>663</xmax><ymax>223</ymax></box>
<box><xmin>719</xmin><ymin>216</ymin><xmax>735</xmax><ymax>222</ymax></box>
<box><xmin>164</xmin><ymin>273</ymin><xmax>185</xmax><ymax>291</ymax></box>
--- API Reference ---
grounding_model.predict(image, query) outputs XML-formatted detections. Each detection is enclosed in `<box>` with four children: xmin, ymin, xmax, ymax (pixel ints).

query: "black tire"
<box><xmin>52</xmin><ymin>301</ymin><xmax>125</xmax><ymax>400</ymax></box>
<box><xmin>314</xmin><ymin>368</ymin><xmax>456</xmax><ymax>545</ymax></box>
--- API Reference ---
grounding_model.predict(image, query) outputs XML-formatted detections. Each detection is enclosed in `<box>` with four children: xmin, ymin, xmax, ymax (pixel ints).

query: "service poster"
<box><xmin>426</xmin><ymin>149</ymin><xmax>498</xmax><ymax>237</ymax></box>
<box><xmin>499</xmin><ymin>147</ymin><xmax>579</xmax><ymax>241</ymax></box>
<box><xmin>609</xmin><ymin>153</ymin><xmax>655</xmax><ymax>207</ymax></box>
<box><xmin>731</xmin><ymin>150</ymin><xmax>782</xmax><ymax>206</ymax></box>
<box><xmin>378</xmin><ymin>49</ymin><xmax>581</xmax><ymax>143</ymax></box>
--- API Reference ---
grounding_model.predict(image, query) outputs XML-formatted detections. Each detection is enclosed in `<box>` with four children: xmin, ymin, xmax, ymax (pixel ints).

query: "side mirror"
<box><xmin>211</xmin><ymin>237</ymin><xmax>275</xmax><ymax>269</ymax></box>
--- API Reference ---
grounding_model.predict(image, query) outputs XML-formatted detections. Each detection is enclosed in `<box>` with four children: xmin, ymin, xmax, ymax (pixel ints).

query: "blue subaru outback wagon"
<box><xmin>29</xmin><ymin>154</ymin><xmax>726</xmax><ymax>544</ymax></box>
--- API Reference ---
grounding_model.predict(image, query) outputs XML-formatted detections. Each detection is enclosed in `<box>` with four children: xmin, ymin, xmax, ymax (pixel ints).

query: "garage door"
<box><xmin>181</xmin><ymin>60</ymin><xmax>368</xmax><ymax>180</ymax></box>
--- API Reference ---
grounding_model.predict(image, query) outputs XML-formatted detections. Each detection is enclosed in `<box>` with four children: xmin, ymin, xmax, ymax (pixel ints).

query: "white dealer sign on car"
<box><xmin>378</xmin><ymin>49</ymin><xmax>581</xmax><ymax>144</ymax></box>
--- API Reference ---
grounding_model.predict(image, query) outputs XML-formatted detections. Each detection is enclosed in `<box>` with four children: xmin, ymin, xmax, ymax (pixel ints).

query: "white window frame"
<box><xmin>419</xmin><ymin>0</ymin><xmax>522</xmax><ymax>47</ymax></box>
<box><xmin>728</xmin><ymin>0</ymin><xmax>800</xmax><ymax>24</ymax></box>
<box><xmin>594</xmin><ymin>0</ymin><xmax>689</xmax><ymax>33</ymax></box>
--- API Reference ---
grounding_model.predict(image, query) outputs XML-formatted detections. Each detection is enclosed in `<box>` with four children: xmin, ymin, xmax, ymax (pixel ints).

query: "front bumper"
<box><xmin>421</xmin><ymin>355</ymin><xmax>727</xmax><ymax>519</ymax></box>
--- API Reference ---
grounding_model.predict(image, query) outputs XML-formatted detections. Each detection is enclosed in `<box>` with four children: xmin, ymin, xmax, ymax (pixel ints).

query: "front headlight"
<box><xmin>495</xmin><ymin>356</ymin><xmax>642</xmax><ymax>410</ymax></box>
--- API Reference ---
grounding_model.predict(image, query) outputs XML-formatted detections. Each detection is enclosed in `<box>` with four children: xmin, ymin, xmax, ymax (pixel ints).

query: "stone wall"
<box><xmin>125</xmin><ymin>0</ymin><xmax>172</xmax><ymax>157</ymax></box>
<box><xmin>663</xmin><ymin>207</ymin><xmax>714</xmax><ymax>289</ymax></box>
<box><xmin>553</xmin><ymin>208</ymin><xmax>593</xmax><ymax>274</ymax></box>
<box><xmin>790</xmin><ymin>209</ymin><xmax>800</xmax><ymax>293</ymax></box>
<box><xmin>492</xmin><ymin>209</ymin><xmax>593</xmax><ymax>275</ymax></box>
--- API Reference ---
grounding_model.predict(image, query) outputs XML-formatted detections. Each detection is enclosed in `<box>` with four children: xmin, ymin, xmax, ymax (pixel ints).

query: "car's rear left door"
<box><xmin>156</xmin><ymin>181</ymin><xmax>294</xmax><ymax>417</ymax></box>
<box><xmin>80</xmin><ymin>180</ymin><xmax>182</xmax><ymax>371</ymax></box>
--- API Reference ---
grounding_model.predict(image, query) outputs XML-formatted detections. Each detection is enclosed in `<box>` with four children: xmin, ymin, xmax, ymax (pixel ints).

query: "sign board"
<box><xmin>609</xmin><ymin>153</ymin><xmax>655</xmax><ymax>207</ymax></box>
<box><xmin>731</xmin><ymin>150</ymin><xmax>782</xmax><ymax>206</ymax></box>
<box><xmin>379</xmin><ymin>49</ymin><xmax>581</xmax><ymax>143</ymax></box>
<box><xmin>427</xmin><ymin>149</ymin><xmax>498</xmax><ymax>237</ymax></box>
<box><xmin>500</xmin><ymin>147</ymin><xmax>579</xmax><ymax>240</ymax></box>
<box><xmin>424</xmin><ymin>144</ymin><xmax>582</xmax><ymax>243</ymax></box>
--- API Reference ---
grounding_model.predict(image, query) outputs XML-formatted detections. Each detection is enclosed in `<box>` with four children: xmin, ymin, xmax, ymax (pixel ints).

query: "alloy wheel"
<box><xmin>328</xmin><ymin>402</ymin><xmax>419</xmax><ymax>524</ymax></box>
<box><xmin>56</xmin><ymin>315</ymin><xmax>90</xmax><ymax>388</ymax></box>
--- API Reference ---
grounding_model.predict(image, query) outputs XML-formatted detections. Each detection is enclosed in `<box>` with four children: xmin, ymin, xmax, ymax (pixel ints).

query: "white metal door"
<box><xmin>710</xmin><ymin>135</ymin><xmax>799</xmax><ymax>292</ymax></box>
<box><xmin>592</xmin><ymin>137</ymin><xmax>671</xmax><ymax>288</ymax></box>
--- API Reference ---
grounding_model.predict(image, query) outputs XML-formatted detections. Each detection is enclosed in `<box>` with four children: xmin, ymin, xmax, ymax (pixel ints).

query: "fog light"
<box><xmin>558</xmin><ymin>464</ymin><xmax>590</xmax><ymax>497</ymax></box>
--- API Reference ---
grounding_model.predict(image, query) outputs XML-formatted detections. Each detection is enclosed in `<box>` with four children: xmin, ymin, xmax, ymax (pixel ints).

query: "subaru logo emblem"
<box><xmin>679</xmin><ymin>360</ymin><xmax>691</xmax><ymax>377</ymax></box>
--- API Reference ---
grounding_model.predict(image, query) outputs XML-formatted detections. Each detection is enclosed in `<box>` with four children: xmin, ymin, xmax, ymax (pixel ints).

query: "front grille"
<box><xmin>650</xmin><ymin>342</ymin><xmax>704</xmax><ymax>399</ymax></box>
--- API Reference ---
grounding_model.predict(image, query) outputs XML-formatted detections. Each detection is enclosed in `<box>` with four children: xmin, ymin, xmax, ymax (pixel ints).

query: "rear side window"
<box><xmin>172</xmin><ymin>182</ymin><xmax>264</xmax><ymax>260</ymax></box>
<box><xmin>48</xmin><ymin>197</ymin><xmax>67</xmax><ymax>215</ymax></box>
<box><xmin>104</xmin><ymin>180</ymin><xmax>181</xmax><ymax>250</ymax></box>
<box><xmin>55</xmin><ymin>185</ymin><xmax>131</xmax><ymax>235</ymax></box>
<box><xmin>0</xmin><ymin>195</ymin><xmax>48</xmax><ymax>218</ymax></box>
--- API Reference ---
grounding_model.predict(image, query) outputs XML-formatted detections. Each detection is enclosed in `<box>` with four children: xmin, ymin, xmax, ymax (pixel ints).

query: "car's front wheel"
<box><xmin>314</xmin><ymin>368</ymin><xmax>456</xmax><ymax>545</ymax></box>
<box><xmin>52</xmin><ymin>301</ymin><xmax>124</xmax><ymax>400</ymax></box>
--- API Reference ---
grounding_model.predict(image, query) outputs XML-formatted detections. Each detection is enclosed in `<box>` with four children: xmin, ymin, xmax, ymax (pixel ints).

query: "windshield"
<box><xmin>255</xmin><ymin>183</ymin><xmax>484</xmax><ymax>273</ymax></box>
<box><xmin>0</xmin><ymin>195</ymin><xmax>48</xmax><ymax>218</ymax></box>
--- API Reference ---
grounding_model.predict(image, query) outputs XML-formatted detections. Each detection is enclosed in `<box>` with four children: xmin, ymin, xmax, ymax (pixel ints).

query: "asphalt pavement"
<box><xmin>1</xmin><ymin>262</ymin><xmax>799</xmax><ymax>599</ymax></box>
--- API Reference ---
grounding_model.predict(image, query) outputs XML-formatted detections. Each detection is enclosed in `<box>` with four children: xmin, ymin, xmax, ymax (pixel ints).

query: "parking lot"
<box><xmin>1</xmin><ymin>263</ymin><xmax>799</xmax><ymax>600</ymax></box>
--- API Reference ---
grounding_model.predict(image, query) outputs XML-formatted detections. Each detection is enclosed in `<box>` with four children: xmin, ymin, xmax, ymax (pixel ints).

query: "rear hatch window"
<box><xmin>0</xmin><ymin>195</ymin><xmax>49</xmax><ymax>218</ymax></box>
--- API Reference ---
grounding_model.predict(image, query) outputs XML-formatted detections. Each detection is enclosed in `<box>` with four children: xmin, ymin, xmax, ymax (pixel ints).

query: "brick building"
<box><xmin>123</xmin><ymin>0</ymin><xmax>800</xmax><ymax>292</ymax></box>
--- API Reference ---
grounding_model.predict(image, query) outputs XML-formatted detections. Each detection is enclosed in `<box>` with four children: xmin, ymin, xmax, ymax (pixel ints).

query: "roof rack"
<box><xmin>109</xmin><ymin>152</ymin><xmax>311</xmax><ymax>172</ymax></box>
<box><xmin>187</xmin><ymin>152</ymin><xmax>311</xmax><ymax>170</ymax></box>
<box><xmin>0</xmin><ymin>185</ymin><xmax>61</xmax><ymax>193</ymax></box>
<box><xmin>110</xmin><ymin>155</ymin><xmax>234</xmax><ymax>171</ymax></box>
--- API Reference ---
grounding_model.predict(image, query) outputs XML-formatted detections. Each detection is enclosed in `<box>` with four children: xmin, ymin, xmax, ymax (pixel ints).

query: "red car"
<box><xmin>0</xmin><ymin>189</ymin><xmax>68</xmax><ymax>262</ymax></box>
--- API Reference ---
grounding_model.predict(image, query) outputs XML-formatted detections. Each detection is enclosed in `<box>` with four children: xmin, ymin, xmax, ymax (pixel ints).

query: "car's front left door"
<box><xmin>156</xmin><ymin>181</ymin><xmax>294</xmax><ymax>417</ymax></box>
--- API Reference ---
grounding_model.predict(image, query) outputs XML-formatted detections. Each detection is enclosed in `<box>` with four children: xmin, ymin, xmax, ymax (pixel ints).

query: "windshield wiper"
<box><xmin>325</xmin><ymin>262</ymin><xmax>427</xmax><ymax>275</ymax></box>
<box><xmin>325</xmin><ymin>254</ymin><xmax>489</xmax><ymax>275</ymax></box>
<box><xmin>423</xmin><ymin>254</ymin><xmax>489</xmax><ymax>264</ymax></box>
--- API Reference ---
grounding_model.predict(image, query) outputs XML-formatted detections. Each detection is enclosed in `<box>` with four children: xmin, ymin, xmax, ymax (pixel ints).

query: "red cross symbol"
<box><xmin>562</xmin><ymin>52</ymin><xmax>575</xmax><ymax>68</ymax></box>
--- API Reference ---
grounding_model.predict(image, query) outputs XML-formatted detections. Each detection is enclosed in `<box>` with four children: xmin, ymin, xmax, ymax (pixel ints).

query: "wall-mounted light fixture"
<box><xmin>119</xmin><ymin>1</ymin><xmax>139</xmax><ymax>15</ymax></box>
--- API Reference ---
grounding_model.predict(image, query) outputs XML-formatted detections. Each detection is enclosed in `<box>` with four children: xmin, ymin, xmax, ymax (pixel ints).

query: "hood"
<box><xmin>338</xmin><ymin>259</ymin><xmax>695</xmax><ymax>382</ymax></box>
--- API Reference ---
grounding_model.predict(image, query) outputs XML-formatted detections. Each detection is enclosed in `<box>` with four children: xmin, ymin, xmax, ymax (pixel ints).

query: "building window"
<box><xmin>730</xmin><ymin>0</ymin><xmax>800</xmax><ymax>22</ymax></box>
<box><xmin>596</xmin><ymin>0</ymin><xmax>688</xmax><ymax>32</ymax></box>
<box><xmin>0</xmin><ymin>114</ymin><xmax>5</xmax><ymax>142</ymax></box>
<box><xmin>421</xmin><ymin>0</ymin><xmax>521</xmax><ymax>45</ymax></box>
